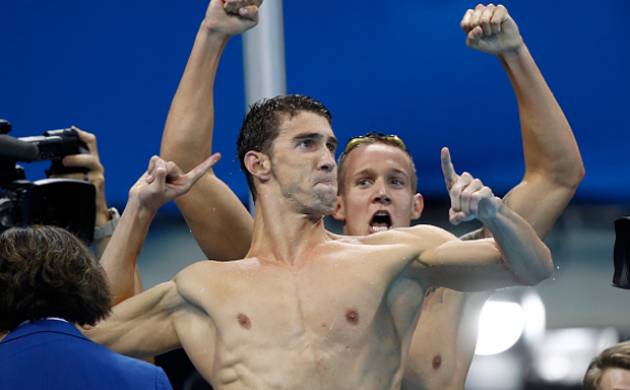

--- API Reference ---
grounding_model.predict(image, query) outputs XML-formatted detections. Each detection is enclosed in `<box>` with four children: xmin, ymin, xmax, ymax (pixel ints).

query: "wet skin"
<box><xmin>335</xmin><ymin>143</ymin><xmax>490</xmax><ymax>389</ymax></box>
<box><xmin>94</xmin><ymin>112</ymin><xmax>552</xmax><ymax>389</ymax></box>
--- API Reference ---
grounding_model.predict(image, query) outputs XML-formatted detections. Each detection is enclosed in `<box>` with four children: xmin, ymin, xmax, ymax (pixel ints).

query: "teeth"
<box><xmin>370</xmin><ymin>225</ymin><xmax>389</xmax><ymax>233</ymax></box>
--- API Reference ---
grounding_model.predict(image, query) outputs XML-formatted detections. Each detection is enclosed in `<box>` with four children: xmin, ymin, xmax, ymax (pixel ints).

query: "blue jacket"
<box><xmin>0</xmin><ymin>319</ymin><xmax>172</xmax><ymax>390</ymax></box>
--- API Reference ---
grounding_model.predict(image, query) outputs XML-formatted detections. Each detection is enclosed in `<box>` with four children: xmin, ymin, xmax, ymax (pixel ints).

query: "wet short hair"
<box><xmin>236</xmin><ymin>94</ymin><xmax>332</xmax><ymax>200</ymax></box>
<box><xmin>0</xmin><ymin>225</ymin><xmax>111</xmax><ymax>332</ymax></box>
<box><xmin>337</xmin><ymin>132</ymin><xmax>418</xmax><ymax>195</ymax></box>
<box><xmin>584</xmin><ymin>341</ymin><xmax>630</xmax><ymax>389</ymax></box>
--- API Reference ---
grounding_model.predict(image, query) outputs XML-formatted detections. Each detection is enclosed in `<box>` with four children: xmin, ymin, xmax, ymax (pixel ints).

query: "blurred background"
<box><xmin>1</xmin><ymin>0</ymin><xmax>629</xmax><ymax>388</ymax></box>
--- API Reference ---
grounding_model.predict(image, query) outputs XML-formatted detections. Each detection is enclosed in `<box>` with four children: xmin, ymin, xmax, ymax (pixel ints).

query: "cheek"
<box><xmin>391</xmin><ymin>195</ymin><xmax>415</xmax><ymax>221</ymax></box>
<box><xmin>344</xmin><ymin>197</ymin><xmax>370</xmax><ymax>221</ymax></box>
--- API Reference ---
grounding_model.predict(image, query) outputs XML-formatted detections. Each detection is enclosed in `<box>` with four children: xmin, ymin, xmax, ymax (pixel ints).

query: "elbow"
<box><xmin>530</xmin><ymin>157</ymin><xmax>586</xmax><ymax>191</ymax></box>
<box><xmin>555</xmin><ymin>159</ymin><xmax>586</xmax><ymax>190</ymax></box>
<box><xmin>521</xmin><ymin>247</ymin><xmax>554</xmax><ymax>286</ymax></box>
<box><xmin>567</xmin><ymin>161</ymin><xmax>586</xmax><ymax>189</ymax></box>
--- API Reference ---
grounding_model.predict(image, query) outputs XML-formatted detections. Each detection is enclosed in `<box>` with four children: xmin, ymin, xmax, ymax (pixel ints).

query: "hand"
<box><xmin>460</xmin><ymin>4</ymin><xmax>523</xmax><ymax>56</ymax></box>
<box><xmin>441</xmin><ymin>147</ymin><xmax>502</xmax><ymax>225</ymax></box>
<box><xmin>52</xmin><ymin>127</ymin><xmax>110</xmax><ymax>226</ymax></box>
<box><xmin>203</xmin><ymin>0</ymin><xmax>263</xmax><ymax>36</ymax></box>
<box><xmin>129</xmin><ymin>154</ymin><xmax>221</xmax><ymax>212</ymax></box>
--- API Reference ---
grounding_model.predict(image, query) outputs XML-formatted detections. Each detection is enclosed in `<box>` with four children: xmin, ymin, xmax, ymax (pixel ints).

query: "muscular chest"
<box><xmin>199</xmin><ymin>256</ymin><xmax>399</xmax><ymax>350</ymax></box>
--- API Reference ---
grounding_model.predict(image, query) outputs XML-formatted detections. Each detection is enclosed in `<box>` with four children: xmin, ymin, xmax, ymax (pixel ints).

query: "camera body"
<box><xmin>0</xmin><ymin>120</ymin><xmax>95</xmax><ymax>243</ymax></box>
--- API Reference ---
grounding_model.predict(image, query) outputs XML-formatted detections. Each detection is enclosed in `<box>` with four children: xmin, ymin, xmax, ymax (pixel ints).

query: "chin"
<box><xmin>313</xmin><ymin>190</ymin><xmax>337</xmax><ymax>212</ymax></box>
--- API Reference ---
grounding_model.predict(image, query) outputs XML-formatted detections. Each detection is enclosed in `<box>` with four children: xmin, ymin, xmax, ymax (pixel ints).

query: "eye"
<box><xmin>390</xmin><ymin>177</ymin><xmax>406</xmax><ymax>187</ymax></box>
<box><xmin>326</xmin><ymin>141</ymin><xmax>337</xmax><ymax>152</ymax></box>
<box><xmin>297</xmin><ymin>139</ymin><xmax>316</xmax><ymax>150</ymax></box>
<box><xmin>356</xmin><ymin>178</ymin><xmax>373</xmax><ymax>188</ymax></box>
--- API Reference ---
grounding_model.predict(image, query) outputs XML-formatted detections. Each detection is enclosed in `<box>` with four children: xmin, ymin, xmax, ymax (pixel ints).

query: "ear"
<box><xmin>411</xmin><ymin>193</ymin><xmax>424</xmax><ymax>220</ymax></box>
<box><xmin>244</xmin><ymin>151</ymin><xmax>271</xmax><ymax>182</ymax></box>
<box><xmin>332</xmin><ymin>195</ymin><xmax>345</xmax><ymax>221</ymax></box>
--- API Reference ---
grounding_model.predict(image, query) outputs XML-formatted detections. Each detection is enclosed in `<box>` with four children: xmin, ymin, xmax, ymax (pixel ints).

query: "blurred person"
<box><xmin>0</xmin><ymin>127</ymin><xmax>123</xmax><ymax>344</ymax></box>
<box><xmin>0</xmin><ymin>225</ymin><xmax>172</xmax><ymax>390</ymax></box>
<box><xmin>56</xmin><ymin>127</ymin><xmax>146</xmax><ymax>305</ymax></box>
<box><xmin>156</xmin><ymin>2</ymin><xmax>583</xmax><ymax>389</ymax></box>
<box><xmin>53</xmin><ymin>127</ymin><xmax>120</xmax><ymax>259</ymax></box>
<box><xmin>584</xmin><ymin>341</ymin><xmax>630</xmax><ymax>390</ymax></box>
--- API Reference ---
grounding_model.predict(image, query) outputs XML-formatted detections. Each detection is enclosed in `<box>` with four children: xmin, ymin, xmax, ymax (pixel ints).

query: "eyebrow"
<box><xmin>293</xmin><ymin>133</ymin><xmax>338</xmax><ymax>149</ymax></box>
<box><xmin>388</xmin><ymin>168</ymin><xmax>410</xmax><ymax>177</ymax></box>
<box><xmin>352</xmin><ymin>168</ymin><xmax>410</xmax><ymax>178</ymax></box>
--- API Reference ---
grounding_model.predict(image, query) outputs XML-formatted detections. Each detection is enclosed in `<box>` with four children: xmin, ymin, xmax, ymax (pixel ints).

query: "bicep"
<box><xmin>462</xmin><ymin>175</ymin><xmax>576</xmax><ymax>241</ymax></box>
<box><xmin>417</xmin><ymin>238</ymin><xmax>523</xmax><ymax>292</ymax></box>
<box><xmin>176</xmin><ymin>173</ymin><xmax>253</xmax><ymax>260</ymax></box>
<box><xmin>500</xmin><ymin>174</ymin><xmax>576</xmax><ymax>238</ymax></box>
<box><xmin>85</xmin><ymin>281</ymin><xmax>184</xmax><ymax>358</ymax></box>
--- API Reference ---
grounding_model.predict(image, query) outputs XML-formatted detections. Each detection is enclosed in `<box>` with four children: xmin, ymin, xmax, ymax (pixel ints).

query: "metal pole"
<box><xmin>242</xmin><ymin>0</ymin><xmax>286</xmax><ymax>211</ymax></box>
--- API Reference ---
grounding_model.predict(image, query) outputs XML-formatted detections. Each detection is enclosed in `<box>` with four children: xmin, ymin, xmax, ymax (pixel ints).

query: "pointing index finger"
<box><xmin>186</xmin><ymin>153</ymin><xmax>222</xmax><ymax>184</ymax></box>
<box><xmin>441</xmin><ymin>147</ymin><xmax>458</xmax><ymax>189</ymax></box>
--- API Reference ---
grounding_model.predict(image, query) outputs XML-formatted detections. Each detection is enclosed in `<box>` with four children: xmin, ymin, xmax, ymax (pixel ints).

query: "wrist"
<box><xmin>126</xmin><ymin>193</ymin><xmax>160</xmax><ymax>219</ymax></box>
<box><xmin>94</xmin><ymin>207</ymin><xmax>120</xmax><ymax>241</ymax></box>
<box><xmin>498</xmin><ymin>40</ymin><xmax>527</xmax><ymax>62</ymax></box>
<box><xmin>199</xmin><ymin>19</ymin><xmax>234</xmax><ymax>41</ymax></box>
<box><xmin>95</xmin><ymin>207</ymin><xmax>111</xmax><ymax>227</ymax></box>
<box><xmin>477</xmin><ymin>198</ymin><xmax>505</xmax><ymax>225</ymax></box>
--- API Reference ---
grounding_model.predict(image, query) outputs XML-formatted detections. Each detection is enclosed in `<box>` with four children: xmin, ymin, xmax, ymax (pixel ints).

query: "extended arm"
<box><xmin>414</xmin><ymin>148</ymin><xmax>552</xmax><ymax>291</ymax></box>
<box><xmin>86</xmin><ymin>280</ymin><xmax>185</xmax><ymax>358</ymax></box>
<box><xmin>159</xmin><ymin>0</ymin><xmax>260</xmax><ymax>260</ymax></box>
<box><xmin>459</xmin><ymin>4</ymin><xmax>584</xmax><ymax>240</ymax></box>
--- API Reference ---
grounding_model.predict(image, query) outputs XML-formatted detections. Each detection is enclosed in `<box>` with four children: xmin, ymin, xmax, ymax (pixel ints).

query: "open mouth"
<box><xmin>369</xmin><ymin>210</ymin><xmax>392</xmax><ymax>234</ymax></box>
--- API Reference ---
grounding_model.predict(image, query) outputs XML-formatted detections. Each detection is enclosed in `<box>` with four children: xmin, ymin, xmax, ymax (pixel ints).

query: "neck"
<box><xmin>247</xmin><ymin>197</ymin><xmax>331</xmax><ymax>265</ymax></box>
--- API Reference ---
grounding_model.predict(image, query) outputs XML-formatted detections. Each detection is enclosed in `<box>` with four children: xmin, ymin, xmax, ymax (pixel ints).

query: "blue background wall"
<box><xmin>1</xmin><ymin>0</ymin><xmax>628</xmax><ymax>208</ymax></box>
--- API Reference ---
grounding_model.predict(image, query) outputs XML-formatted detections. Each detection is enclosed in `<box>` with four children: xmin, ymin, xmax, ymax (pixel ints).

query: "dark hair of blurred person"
<box><xmin>0</xmin><ymin>225</ymin><xmax>173</xmax><ymax>389</ymax></box>
<box><xmin>0</xmin><ymin>225</ymin><xmax>111</xmax><ymax>331</ymax></box>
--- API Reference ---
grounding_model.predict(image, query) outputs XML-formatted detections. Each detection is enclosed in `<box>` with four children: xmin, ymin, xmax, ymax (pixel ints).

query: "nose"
<box><xmin>372</xmin><ymin>180</ymin><xmax>391</xmax><ymax>205</ymax></box>
<box><xmin>318</xmin><ymin>148</ymin><xmax>336</xmax><ymax>173</ymax></box>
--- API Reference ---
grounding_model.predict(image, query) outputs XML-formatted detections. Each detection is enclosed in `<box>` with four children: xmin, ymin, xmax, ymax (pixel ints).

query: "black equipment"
<box><xmin>613</xmin><ymin>217</ymin><xmax>630</xmax><ymax>289</ymax></box>
<box><xmin>0</xmin><ymin>119</ymin><xmax>95</xmax><ymax>243</ymax></box>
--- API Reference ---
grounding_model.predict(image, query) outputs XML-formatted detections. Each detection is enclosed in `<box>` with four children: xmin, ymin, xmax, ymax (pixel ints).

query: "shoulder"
<box><xmin>174</xmin><ymin>258</ymin><xmax>256</xmax><ymax>283</ymax></box>
<box><xmin>356</xmin><ymin>224</ymin><xmax>457</xmax><ymax>249</ymax></box>
<box><xmin>0</xmin><ymin>332</ymin><xmax>171</xmax><ymax>389</ymax></box>
<box><xmin>173</xmin><ymin>259</ymin><xmax>258</xmax><ymax>307</ymax></box>
<box><xmin>91</xmin><ymin>347</ymin><xmax>173</xmax><ymax>388</ymax></box>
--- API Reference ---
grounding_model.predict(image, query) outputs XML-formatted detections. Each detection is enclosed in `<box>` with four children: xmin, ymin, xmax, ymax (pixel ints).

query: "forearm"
<box><xmin>101</xmin><ymin>197</ymin><xmax>156</xmax><ymax>305</ymax></box>
<box><xmin>160</xmin><ymin>21</ymin><xmax>230</xmax><ymax>172</ymax></box>
<box><xmin>500</xmin><ymin>44</ymin><xmax>584</xmax><ymax>185</ymax></box>
<box><xmin>175</xmin><ymin>176</ymin><xmax>253</xmax><ymax>260</ymax></box>
<box><xmin>161</xmin><ymin>19</ymin><xmax>253</xmax><ymax>260</ymax></box>
<box><xmin>481</xmin><ymin>204</ymin><xmax>553</xmax><ymax>285</ymax></box>
<box><xmin>94</xmin><ymin>237</ymin><xmax>110</xmax><ymax>259</ymax></box>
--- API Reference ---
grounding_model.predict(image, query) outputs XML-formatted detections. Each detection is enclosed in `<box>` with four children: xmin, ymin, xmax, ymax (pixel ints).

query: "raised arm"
<box><xmin>101</xmin><ymin>154</ymin><xmax>219</xmax><ymax>304</ymax></box>
<box><xmin>459</xmin><ymin>4</ymin><xmax>584</xmax><ymax>240</ymax></box>
<box><xmin>89</xmin><ymin>155</ymin><xmax>218</xmax><ymax>362</ymax></box>
<box><xmin>159</xmin><ymin>0</ymin><xmax>261</xmax><ymax>260</ymax></box>
<box><xmin>413</xmin><ymin>148</ymin><xmax>552</xmax><ymax>291</ymax></box>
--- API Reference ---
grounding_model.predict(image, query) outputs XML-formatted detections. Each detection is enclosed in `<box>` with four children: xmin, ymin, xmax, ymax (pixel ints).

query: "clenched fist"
<box><xmin>460</xmin><ymin>4</ymin><xmax>523</xmax><ymax>56</ymax></box>
<box><xmin>203</xmin><ymin>0</ymin><xmax>263</xmax><ymax>36</ymax></box>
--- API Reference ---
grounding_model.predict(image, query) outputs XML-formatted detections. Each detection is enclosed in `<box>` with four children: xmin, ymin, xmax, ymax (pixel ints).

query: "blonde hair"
<box><xmin>584</xmin><ymin>341</ymin><xmax>630</xmax><ymax>389</ymax></box>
